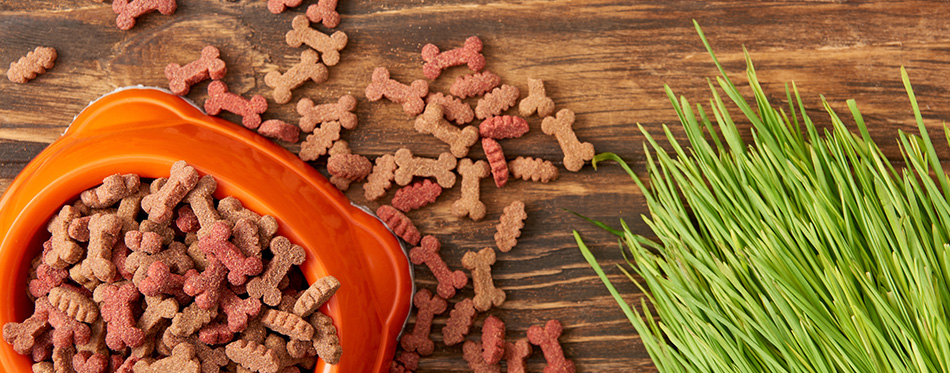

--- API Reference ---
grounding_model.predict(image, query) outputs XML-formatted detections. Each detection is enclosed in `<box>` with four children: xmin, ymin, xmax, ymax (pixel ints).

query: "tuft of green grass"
<box><xmin>576</xmin><ymin>20</ymin><xmax>950</xmax><ymax>373</ymax></box>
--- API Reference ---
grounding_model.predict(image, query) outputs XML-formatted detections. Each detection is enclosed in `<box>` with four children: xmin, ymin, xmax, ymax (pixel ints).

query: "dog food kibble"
<box><xmin>451</xmin><ymin>70</ymin><xmax>501</xmax><ymax>99</ymax></box>
<box><xmin>365</xmin><ymin>67</ymin><xmax>430</xmax><ymax>116</ymax></box>
<box><xmin>297</xmin><ymin>95</ymin><xmax>359</xmax><ymax>132</ymax></box>
<box><xmin>528</xmin><ymin>319</ymin><xmax>576</xmax><ymax>373</ymax></box>
<box><xmin>462</xmin><ymin>340</ymin><xmax>501</xmax><ymax>373</ymax></box>
<box><xmin>285</xmin><ymin>15</ymin><xmax>348</xmax><ymax>67</ymax></box>
<box><xmin>112</xmin><ymin>0</ymin><xmax>177</xmax><ymax>30</ymax></box>
<box><xmin>414</xmin><ymin>103</ymin><xmax>480</xmax><ymax>158</ymax></box>
<box><xmin>376</xmin><ymin>205</ymin><xmax>422</xmax><ymax>246</ymax></box>
<box><xmin>481</xmin><ymin>138</ymin><xmax>509</xmax><ymax>188</ymax></box>
<box><xmin>2</xmin><ymin>161</ymin><xmax>343</xmax><ymax>371</ymax></box>
<box><xmin>504</xmin><ymin>339</ymin><xmax>533</xmax><ymax>373</ymax></box>
<box><xmin>306</xmin><ymin>0</ymin><xmax>341</xmax><ymax>28</ymax></box>
<box><xmin>258</xmin><ymin>119</ymin><xmax>301</xmax><ymax>143</ymax></box>
<box><xmin>508</xmin><ymin>156</ymin><xmax>559</xmax><ymax>183</ymax></box>
<box><xmin>267</xmin><ymin>0</ymin><xmax>302</xmax><ymax>14</ymax></box>
<box><xmin>204</xmin><ymin>80</ymin><xmax>269</xmax><ymax>130</ymax></box>
<box><xmin>363</xmin><ymin>154</ymin><xmax>397</xmax><ymax>201</ymax></box>
<box><xmin>391</xmin><ymin>179</ymin><xmax>442</xmax><ymax>212</ymax></box>
<box><xmin>426</xmin><ymin>92</ymin><xmax>475</xmax><ymax>125</ymax></box>
<box><xmin>475</xmin><ymin>84</ymin><xmax>520</xmax><ymax>120</ymax></box>
<box><xmin>542</xmin><ymin>108</ymin><xmax>596</xmax><ymax>172</ymax></box>
<box><xmin>480</xmin><ymin>315</ymin><xmax>506</xmax><ymax>365</ymax></box>
<box><xmin>410</xmin><ymin>235</ymin><xmax>468</xmax><ymax>299</ymax></box>
<box><xmin>479</xmin><ymin>115</ymin><xmax>529</xmax><ymax>140</ymax></box>
<box><xmin>519</xmin><ymin>78</ymin><xmax>556</xmax><ymax>118</ymax></box>
<box><xmin>495</xmin><ymin>200</ymin><xmax>527</xmax><ymax>252</ymax></box>
<box><xmin>393</xmin><ymin>148</ymin><xmax>457</xmax><ymax>188</ymax></box>
<box><xmin>461</xmin><ymin>247</ymin><xmax>505</xmax><ymax>312</ymax></box>
<box><xmin>421</xmin><ymin>36</ymin><xmax>486</xmax><ymax>80</ymax></box>
<box><xmin>451</xmin><ymin>158</ymin><xmax>491</xmax><ymax>221</ymax></box>
<box><xmin>399</xmin><ymin>288</ymin><xmax>447</xmax><ymax>356</ymax></box>
<box><xmin>264</xmin><ymin>49</ymin><xmax>328</xmax><ymax>105</ymax></box>
<box><xmin>165</xmin><ymin>45</ymin><xmax>227</xmax><ymax>96</ymax></box>
<box><xmin>7</xmin><ymin>46</ymin><xmax>57</xmax><ymax>84</ymax></box>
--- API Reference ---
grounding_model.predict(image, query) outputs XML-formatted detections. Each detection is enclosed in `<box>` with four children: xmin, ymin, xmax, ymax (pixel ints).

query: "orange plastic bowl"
<box><xmin>0</xmin><ymin>87</ymin><xmax>413</xmax><ymax>373</ymax></box>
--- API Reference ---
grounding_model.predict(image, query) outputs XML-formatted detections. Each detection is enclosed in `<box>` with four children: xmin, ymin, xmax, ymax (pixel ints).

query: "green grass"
<box><xmin>576</xmin><ymin>21</ymin><xmax>950</xmax><ymax>373</ymax></box>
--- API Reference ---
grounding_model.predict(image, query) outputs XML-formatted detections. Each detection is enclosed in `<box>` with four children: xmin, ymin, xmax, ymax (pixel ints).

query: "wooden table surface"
<box><xmin>4</xmin><ymin>1</ymin><xmax>950</xmax><ymax>371</ymax></box>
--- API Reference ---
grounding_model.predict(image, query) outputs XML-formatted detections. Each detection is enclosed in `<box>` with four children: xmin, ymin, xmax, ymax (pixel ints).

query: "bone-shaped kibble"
<box><xmin>248</xmin><ymin>236</ymin><xmax>306</xmax><ymax>306</ymax></box>
<box><xmin>112</xmin><ymin>0</ymin><xmax>177</xmax><ymax>30</ymax></box>
<box><xmin>78</xmin><ymin>213</ymin><xmax>121</xmax><ymax>282</ymax></box>
<box><xmin>267</xmin><ymin>0</ymin><xmax>302</xmax><ymax>14</ymax></box>
<box><xmin>39</xmin><ymin>296</ymin><xmax>91</xmax><ymax>347</ymax></box>
<box><xmin>297</xmin><ymin>95</ymin><xmax>358</xmax><ymax>132</ymax></box>
<box><xmin>169</xmin><ymin>302</ymin><xmax>217</xmax><ymax>337</ymax></box>
<box><xmin>299</xmin><ymin>120</ymin><xmax>342</xmax><ymax>162</ymax></box>
<box><xmin>30</xmin><ymin>264</ymin><xmax>69</xmax><ymax>299</ymax></box>
<box><xmin>463</xmin><ymin>340</ymin><xmax>501</xmax><ymax>373</ymax></box>
<box><xmin>163</xmin><ymin>330</ymin><xmax>230</xmax><ymax>373</ymax></box>
<box><xmin>124</xmin><ymin>230</ymin><xmax>162</xmax><ymax>254</ymax></box>
<box><xmin>51</xmin><ymin>345</ymin><xmax>73</xmax><ymax>372</ymax></box>
<box><xmin>71</xmin><ymin>351</ymin><xmax>108</xmax><ymax>373</ymax></box>
<box><xmin>519</xmin><ymin>78</ymin><xmax>556</xmax><ymax>118</ymax></box>
<box><xmin>133</xmin><ymin>296</ymin><xmax>178</xmax><ymax>358</ymax></box>
<box><xmin>410</xmin><ymin>235</ymin><xmax>467</xmax><ymax>299</ymax></box>
<box><xmin>205</xmin><ymin>80</ymin><xmax>268</xmax><ymax>130</ymax></box>
<box><xmin>527</xmin><ymin>319</ymin><xmax>575</xmax><ymax>373</ymax></box>
<box><xmin>199</xmin><ymin>222</ymin><xmax>263</xmax><ymax>286</ymax></box>
<box><xmin>451</xmin><ymin>158</ymin><xmax>490</xmax><ymax>221</ymax></box>
<box><xmin>265</xmin><ymin>49</ymin><xmax>328</xmax><ymax>104</ymax></box>
<box><xmin>266</xmin><ymin>335</ymin><xmax>316</xmax><ymax>371</ymax></box>
<box><xmin>481</xmin><ymin>315</ymin><xmax>506</xmax><ymax>364</ymax></box>
<box><xmin>69</xmin><ymin>262</ymin><xmax>101</xmax><ymax>293</ymax></box>
<box><xmin>220</xmin><ymin>288</ymin><xmax>262</xmax><ymax>333</ymax></box>
<box><xmin>139</xmin><ymin>261</ymin><xmax>189</xmax><ymax>303</ymax></box>
<box><xmin>442</xmin><ymin>298</ymin><xmax>476</xmax><ymax>346</ymax></box>
<box><xmin>76</xmin><ymin>318</ymin><xmax>106</xmax><ymax>357</ymax></box>
<box><xmin>285</xmin><ymin>15</ymin><xmax>348</xmax><ymax>66</ymax></box>
<box><xmin>197</xmin><ymin>322</ymin><xmax>233</xmax><ymax>346</ymax></box>
<box><xmin>451</xmin><ymin>71</ymin><xmax>500</xmax><ymax>99</ymax></box>
<box><xmin>7</xmin><ymin>46</ymin><xmax>56</xmax><ymax>84</ymax></box>
<box><xmin>365</xmin><ymin>67</ymin><xmax>429</xmax><ymax>116</ymax></box>
<box><xmin>68</xmin><ymin>216</ymin><xmax>91</xmax><ymax>242</ymax></box>
<box><xmin>138</xmin><ymin>219</ymin><xmax>175</xmax><ymax>246</ymax></box>
<box><xmin>363</xmin><ymin>154</ymin><xmax>397</xmax><ymax>201</ymax></box>
<box><xmin>327</xmin><ymin>149</ymin><xmax>372</xmax><ymax>191</ymax></box>
<box><xmin>306</xmin><ymin>0</ymin><xmax>340</xmax><ymax>28</ymax></box>
<box><xmin>479</xmin><ymin>115</ymin><xmax>529</xmax><ymax>140</ymax></box>
<box><xmin>482</xmin><ymin>138</ymin><xmax>509</xmax><ymax>188</ymax></box>
<box><xmin>415</xmin><ymin>103</ymin><xmax>480</xmax><ymax>158</ymax></box>
<box><xmin>116</xmin><ymin>184</ymin><xmax>149</xmax><ymax>233</ymax></box>
<box><xmin>81</xmin><ymin>174</ymin><xmax>140</xmax><ymax>208</ymax></box>
<box><xmin>47</xmin><ymin>286</ymin><xmax>98</xmax><ymax>323</ymax></box>
<box><xmin>261</xmin><ymin>309</ymin><xmax>314</xmax><ymax>341</ymax></box>
<box><xmin>421</xmin><ymin>36</ymin><xmax>486</xmax><ymax>80</ymax></box>
<box><xmin>126</xmin><ymin>241</ymin><xmax>194</xmax><ymax>285</ymax></box>
<box><xmin>293</xmin><ymin>275</ymin><xmax>340</xmax><ymax>318</ymax></box>
<box><xmin>231</xmin><ymin>218</ymin><xmax>262</xmax><ymax>260</ymax></box>
<box><xmin>400</xmin><ymin>289</ymin><xmax>447</xmax><ymax>356</ymax></box>
<box><xmin>142</xmin><ymin>160</ymin><xmax>199</xmax><ymax>224</ymax></box>
<box><xmin>183</xmin><ymin>254</ymin><xmax>227</xmax><ymax>309</ymax></box>
<box><xmin>93</xmin><ymin>282</ymin><xmax>145</xmax><ymax>350</ymax></box>
<box><xmin>461</xmin><ymin>247</ymin><xmax>505</xmax><ymax>312</ymax></box>
<box><xmin>309</xmin><ymin>311</ymin><xmax>342</xmax><ymax>365</ymax></box>
<box><xmin>134</xmin><ymin>343</ymin><xmax>200</xmax><ymax>373</ymax></box>
<box><xmin>165</xmin><ymin>45</ymin><xmax>227</xmax><ymax>96</ymax></box>
<box><xmin>475</xmin><ymin>84</ymin><xmax>520</xmax><ymax>120</ymax></box>
<box><xmin>226</xmin><ymin>339</ymin><xmax>280</xmax><ymax>373</ymax></box>
<box><xmin>504</xmin><ymin>339</ymin><xmax>533</xmax><ymax>373</ymax></box>
<box><xmin>394</xmin><ymin>148</ymin><xmax>457</xmax><ymax>188</ymax></box>
<box><xmin>45</xmin><ymin>205</ymin><xmax>83</xmax><ymax>269</ymax></box>
<box><xmin>541</xmin><ymin>109</ymin><xmax>595</xmax><ymax>172</ymax></box>
<box><xmin>495</xmin><ymin>200</ymin><xmax>527</xmax><ymax>253</ymax></box>
<box><xmin>509</xmin><ymin>156</ymin><xmax>559</xmax><ymax>183</ymax></box>
<box><xmin>2</xmin><ymin>306</ymin><xmax>49</xmax><ymax>355</ymax></box>
<box><xmin>216</xmin><ymin>197</ymin><xmax>279</xmax><ymax>245</ymax></box>
<box><xmin>426</xmin><ymin>92</ymin><xmax>474</xmax><ymax>125</ymax></box>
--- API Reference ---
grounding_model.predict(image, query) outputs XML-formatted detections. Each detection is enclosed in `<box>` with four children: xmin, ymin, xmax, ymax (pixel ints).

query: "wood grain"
<box><xmin>3</xmin><ymin>0</ymin><xmax>950</xmax><ymax>371</ymax></box>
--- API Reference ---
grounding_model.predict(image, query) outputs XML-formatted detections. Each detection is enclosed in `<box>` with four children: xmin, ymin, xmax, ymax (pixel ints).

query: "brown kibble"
<box><xmin>363</xmin><ymin>154</ymin><xmax>397</xmax><ymax>201</ymax></box>
<box><xmin>226</xmin><ymin>339</ymin><xmax>280</xmax><ymax>373</ymax></box>
<box><xmin>81</xmin><ymin>174</ymin><xmax>141</xmax><ymax>208</ymax></box>
<box><xmin>399</xmin><ymin>288</ymin><xmax>447</xmax><ymax>356</ymax></box>
<box><xmin>2</xmin><ymin>306</ymin><xmax>49</xmax><ymax>356</ymax></box>
<box><xmin>79</xmin><ymin>213</ymin><xmax>121</xmax><ymax>282</ymax></box>
<box><xmin>451</xmin><ymin>158</ymin><xmax>490</xmax><ymax>221</ymax></box>
<box><xmin>116</xmin><ymin>184</ymin><xmax>149</xmax><ymax>233</ymax></box>
<box><xmin>442</xmin><ymin>298</ymin><xmax>476</xmax><ymax>346</ymax></box>
<box><xmin>125</xmin><ymin>230</ymin><xmax>162</xmax><ymax>254</ymax></box>
<box><xmin>265</xmin><ymin>49</ymin><xmax>328</xmax><ymax>104</ymax></box>
<box><xmin>495</xmin><ymin>201</ymin><xmax>526</xmax><ymax>252</ymax></box>
<box><xmin>32</xmin><ymin>361</ymin><xmax>53</xmax><ymax>373</ymax></box>
<box><xmin>527</xmin><ymin>319</ymin><xmax>575</xmax><ymax>373</ymax></box>
<box><xmin>299</xmin><ymin>121</ymin><xmax>341</xmax><ymax>162</ymax></box>
<box><xmin>52</xmin><ymin>345</ymin><xmax>74</xmax><ymax>373</ymax></box>
<box><xmin>461</xmin><ymin>247</ymin><xmax>505</xmax><ymax>312</ymax></box>
<box><xmin>184</xmin><ymin>175</ymin><xmax>220</xmax><ymax>236</ymax></box>
<box><xmin>68</xmin><ymin>216</ymin><xmax>91</xmax><ymax>243</ymax></box>
<box><xmin>47</xmin><ymin>287</ymin><xmax>99</xmax><ymax>323</ymax></box>
<box><xmin>231</xmin><ymin>218</ymin><xmax>262</xmax><ymax>259</ymax></box>
<box><xmin>475</xmin><ymin>85</ymin><xmax>520</xmax><ymax>120</ymax></box>
<box><xmin>7</xmin><ymin>46</ymin><xmax>56</xmax><ymax>84</ymax></box>
<box><xmin>169</xmin><ymin>303</ymin><xmax>218</xmax><ymax>337</ymax></box>
<box><xmin>133</xmin><ymin>343</ymin><xmax>201</xmax><ymax>373</ymax></box>
<box><xmin>481</xmin><ymin>138</ymin><xmax>509</xmax><ymax>188</ymax></box>
<box><xmin>261</xmin><ymin>309</ymin><xmax>314</xmax><ymax>341</ymax></box>
<box><xmin>504</xmin><ymin>339</ymin><xmax>533</xmax><ymax>373</ymax></box>
<box><xmin>268</xmin><ymin>0</ymin><xmax>302</xmax><ymax>13</ymax></box>
<box><xmin>305</xmin><ymin>0</ymin><xmax>340</xmax><ymax>28</ymax></box>
<box><xmin>309</xmin><ymin>312</ymin><xmax>342</xmax><ymax>365</ymax></box>
<box><xmin>414</xmin><ymin>103</ymin><xmax>479</xmax><ymax>158</ymax></box>
<box><xmin>248</xmin><ymin>236</ymin><xmax>306</xmax><ymax>307</ymax></box>
<box><xmin>421</xmin><ymin>36</ymin><xmax>485</xmax><ymax>80</ymax></box>
<box><xmin>541</xmin><ymin>109</ymin><xmax>595</xmax><ymax>172</ymax></box>
<box><xmin>393</xmin><ymin>148</ymin><xmax>457</xmax><ymax>188</ymax></box>
<box><xmin>297</xmin><ymin>95</ymin><xmax>358</xmax><ymax>132</ymax></box>
<box><xmin>258</xmin><ymin>119</ymin><xmax>301</xmax><ymax>143</ymax></box>
<box><xmin>216</xmin><ymin>197</ymin><xmax>278</xmax><ymax>245</ymax></box>
<box><xmin>508</xmin><ymin>156</ymin><xmax>559</xmax><ymax>183</ymax></box>
<box><xmin>451</xmin><ymin>71</ymin><xmax>500</xmax><ymax>99</ymax></box>
<box><xmin>463</xmin><ymin>341</ymin><xmax>501</xmax><ymax>373</ymax></box>
<box><xmin>519</xmin><ymin>78</ymin><xmax>556</xmax><ymax>118</ymax></box>
<box><xmin>293</xmin><ymin>275</ymin><xmax>340</xmax><ymax>318</ymax></box>
<box><xmin>327</xmin><ymin>153</ymin><xmax>372</xmax><ymax>185</ymax></box>
<box><xmin>142</xmin><ymin>161</ymin><xmax>199</xmax><ymax>225</ymax></box>
<box><xmin>265</xmin><ymin>334</ymin><xmax>316</xmax><ymax>371</ymax></box>
<box><xmin>45</xmin><ymin>205</ymin><xmax>83</xmax><ymax>269</ymax></box>
<box><xmin>125</xmin><ymin>241</ymin><xmax>194</xmax><ymax>285</ymax></box>
<box><xmin>165</xmin><ymin>45</ymin><xmax>227</xmax><ymax>96</ymax></box>
<box><xmin>285</xmin><ymin>15</ymin><xmax>347</xmax><ymax>66</ymax></box>
<box><xmin>376</xmin><ymin>205</ymin><xmax>421</xmax><ymax>246</ymax></box>
<box><xmin>426</xmin><ymin>92</ymin><xmax>474</xmax><ymax>125</ymax></box>
<box><xmin>391</xmin><ymin>179</ymin><xmax>442</xmax><ymax>213</ymax></box>
<box><xmin>205</xmin><ymin>80</ymin><xmax>268</xmax><ymax>130</ymax></box>
<box><xmin>133</xmin><ymin>296</ymin><xmax>178</xmax><ymax>358</ymax></box>
<box><xmin>365</xmin><ymin>67</ymin><xmax>429</xmax><ymax>116</ymax></box>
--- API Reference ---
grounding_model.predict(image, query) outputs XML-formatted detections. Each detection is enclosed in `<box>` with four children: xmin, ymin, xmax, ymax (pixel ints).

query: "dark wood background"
<box><xmin>4</xmin><ymin>0</ymin><xmax>950</xmax><ymax>371</ymax></box>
